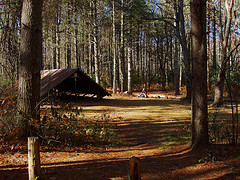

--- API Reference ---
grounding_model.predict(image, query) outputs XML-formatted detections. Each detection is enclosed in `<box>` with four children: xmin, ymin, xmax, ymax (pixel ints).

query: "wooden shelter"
<box><xmin>40</xmin><ymin>68</ymin><xmax>111</xmax><ymax>99</ymax></box>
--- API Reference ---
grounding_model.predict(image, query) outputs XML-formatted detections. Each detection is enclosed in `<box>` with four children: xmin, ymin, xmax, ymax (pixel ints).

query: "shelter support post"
<box><xmin>97</xmin><ymin>90</ymin><xmax>102</xmax><ymax>100</ymax></box>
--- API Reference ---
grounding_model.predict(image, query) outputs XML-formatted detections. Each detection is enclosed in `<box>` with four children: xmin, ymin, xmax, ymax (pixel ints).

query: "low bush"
<box><xmin>38</xmin><ymin>103</ymin><xmax>121</xmax><ymax>147</ymax></box>
<box><xmin>0</xmin><ymin>82</ymin><xmax>120</xmax><ymax>148</ymax></box>
<box><xmin>0</xmin><ymin>81</ymin><xmax>18</xmax><ymax>142</ymax></box>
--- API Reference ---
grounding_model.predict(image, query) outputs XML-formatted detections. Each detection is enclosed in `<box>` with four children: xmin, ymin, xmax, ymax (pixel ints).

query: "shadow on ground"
<box><xmin>1</xmin><ymin>98</ymin><xmax>239</xmax><ymax>180</ymax></box>
<box><xmin>1</xmin><ymin>144</ymin><xmax>239</xmax><ymax>180</ymax></box>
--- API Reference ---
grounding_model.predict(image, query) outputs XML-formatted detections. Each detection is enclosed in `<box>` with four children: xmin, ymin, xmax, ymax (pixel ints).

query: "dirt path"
<box><xmin>0</xmin><ymin>96</ymin><xmax>239</xmax><ymax>180</ymax></box>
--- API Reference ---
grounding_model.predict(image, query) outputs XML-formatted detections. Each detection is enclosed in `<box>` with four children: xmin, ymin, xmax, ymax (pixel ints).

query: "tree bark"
<box><xmin>176</xmin><ymin>0</ymin><xmax>191</xmax><ymax>101</ymax></box>
<box><xmin>174</xmin><ymin>0</ymin><xmax>180</xmax><ymax>96</ymax></box>
<box><xmin>66</xmin><ymin>2</ymin><xmax>71</xmax><ymax>69</ymax></box>
<box><xmin>213</xmin><ymin>0</ymin><xmax>234</xmax><ymax>107</ymax></box>
<box><xmin>191</xmin><ymin>0</ymin><xmax>208</xmax><ymax>149</ymax></box>
<box><xmin>18</xmin><ymin>0</ymin><xmax>42</xmax><ymax>137</ymax></box>
<box><xmin>127</xmin><ymin>46</ymin><xmax>132</xmax><ymax>94</ymax></box>
<box><xmin>119</xmin><ymin>0</ymin><xmax>125</xmax><ymax>92</ymax></box>
<box><xmin>174</xmin><ymin>34</ymin><xmax>180</xmax><ymax>95</ymax></box>
<box><xmin>57</xmin><ymin>7</ymin><xmax>61</xmax><ymax>69</ymax></box>
<box><xmin>212</xmin><ymin>6</ymin><xmax>217</xmax><ymax>77</ymax></box>
<box><xmin>52</xmin><ymin>23</ymin><xmax>57</xmax><ymax>69</ymax></box>
<box><xmin>112</xmin><ymin>0</ymin><xmax>117</xmax><ymax>94</ymax></box>
<box><xmin>93</xmin><ymin>0</ymin><xmax>99</xmax><ymax>84</ymax></box>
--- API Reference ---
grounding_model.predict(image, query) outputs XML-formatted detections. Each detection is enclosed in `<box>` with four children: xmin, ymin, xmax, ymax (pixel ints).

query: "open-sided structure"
<box><xmin>40</xmin><ymin>68</ymin><xmax>111</xmax><ymax>99</ymax></box>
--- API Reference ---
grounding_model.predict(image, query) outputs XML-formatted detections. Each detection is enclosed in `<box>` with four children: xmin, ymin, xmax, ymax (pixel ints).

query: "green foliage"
<box><xmin>198</xmin><ymin>153</ymin><xmax>216</xmax><ymax>164</ymax></box>
<box><xmin>236</xmin><ymin>155</ymin><xmax>240</xmax><ymax>160</ymax></box>
<box><xmin>0</xmin><ymin>75</ymin><xmax>14</xmax><ymax>88</ymax></box>
<box><xmin>160</xmin><ymin>130</ymin><xmax>191</xmax><ymax>148</ymax></box>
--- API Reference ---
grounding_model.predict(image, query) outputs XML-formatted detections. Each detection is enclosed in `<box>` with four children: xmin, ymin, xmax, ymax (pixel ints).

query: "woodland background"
<box><xmin>0</xmin><ymin>0</ymin><xmax>239</xmax><ymax>99</ymax></box>
<box><xmin>0</xmin><ymin>1</ymin><xmax>240</xmax><ymax>179</ymax></box>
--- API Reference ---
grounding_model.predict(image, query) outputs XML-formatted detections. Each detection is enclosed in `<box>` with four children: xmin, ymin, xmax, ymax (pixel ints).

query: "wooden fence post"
<box><xmin>129</xmin><ymin>156</ymin><xmax>141</xmax><ymax>180</ymax></box>
<box><xmin>28</xmin><ymin>137</ymin><xmax>41</xmax><ymax>180</ymax></box>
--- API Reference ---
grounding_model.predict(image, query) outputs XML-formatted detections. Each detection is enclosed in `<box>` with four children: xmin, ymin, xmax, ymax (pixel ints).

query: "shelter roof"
<box><xmin>40</xmin><ymin>68</ymin><xmax>111</xmax><ymax>98</ymax></box>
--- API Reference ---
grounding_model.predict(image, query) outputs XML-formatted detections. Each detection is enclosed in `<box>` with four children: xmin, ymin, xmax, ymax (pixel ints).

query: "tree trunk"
<box><xmin>112</xmin><ymin>0</ymin><xmax>117</xmax><ymax>94</ymax></box>
<box><xmin>191</xmin><ymin>0</ymin><xmax>208</xmax><ymax>149</ymax></box>
<box><xmin>213</xmin><ymin>0</ymin><xmax>234</xmax><ymax>107</ymax></box>
<box><xmin>57</xmin><ymin>7</ymin><xmax>61</xmax><ymax>69</ymax></box>
<box><xmin>18</xmin><ymin>0</ymin><xmax>43</xmax><ymax>137</ymax></box>
<box><xmin>212</xmin><ymin>6</ymin><xmax>217</xmax><ymax>77</ymax></box>
<box><xmin>178</xmin><ymin>0</ymin><xmax>191</xmax><ymax>101</ymax></box>
<box><xmin>88</xmin><ymin>30</ymin><xmax>92</xmax><ymax>76</ymax></box>
<box><xmin>119</xmin><ymin>0</ymin><xmax>125</xmax><ymax>92</ymax></box>
<box><xmin>52</xmin><ymin>23</ymin><xmax>57</xmax><ymax>69</ymax></box>
<box><xmin>75</xmin><ymin>4</ymin><xmax>80</xmax><ymax>69</ymax></box>
<box><xmin>93</xmin><ymin>0</ymin><xmax>99</xmax><ymax>84</ymax></box>
<box><xmin>174</xmin><ymin>0</ymin><xmax>180</xmax><ymax>96</ymax></box>
<box><xmin>127</xmin><ymin>46</ymin><xmax>132</xmax><ymax>94</ymax></box>
<box><xmin>136</xmin><ymin>25</ymin><xmax>140</xmax><ymax>82</ymax></box>
<box><xmin>66</xmin><ymin>2</ymin><xmax>71</xmax><ymax>69</ymax></box>
<box><xmin>174</xmin><ymin>35</ymin><xmax>180</xmax><ymax>95</ymax></box>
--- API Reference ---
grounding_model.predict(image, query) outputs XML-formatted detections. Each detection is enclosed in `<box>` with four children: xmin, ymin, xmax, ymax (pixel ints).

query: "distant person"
<box><xmin>140</xmin><ymin>88</ymin><xmax>148</xmax><ymax>98</ymax></box>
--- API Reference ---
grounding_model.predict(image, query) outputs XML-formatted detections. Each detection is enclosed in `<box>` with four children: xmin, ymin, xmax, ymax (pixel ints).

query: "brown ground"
<box><xmin>0</xmin><ymin>94</ymin><xmax>240</xmax><ymax>180</ymax></box>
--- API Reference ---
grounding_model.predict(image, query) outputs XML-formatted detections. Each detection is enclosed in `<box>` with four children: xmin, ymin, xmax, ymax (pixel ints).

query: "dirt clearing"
<box><xmin>0</xmin><ymin>95</ymin><xmax>239</xmax><ymax>180</ymax></box>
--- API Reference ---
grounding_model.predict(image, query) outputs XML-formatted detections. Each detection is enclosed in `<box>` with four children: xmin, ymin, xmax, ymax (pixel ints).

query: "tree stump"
<box><xmin>28</xmin><ymin>137</ymin><xmax>41</xmax><ymax>180</ymax></box>
<box><xmin>129</xmin><ymin>156</ymin><xmax>141</xmax><ymax>180</ymax></box>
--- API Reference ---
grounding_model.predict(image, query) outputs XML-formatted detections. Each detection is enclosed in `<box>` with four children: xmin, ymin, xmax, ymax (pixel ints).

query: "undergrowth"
<box><xmin>0</xmin><ymin>83</ymin><xmax>120</xmax><ymax>149</ymax></box>
<box><xmin>39</xmin><ymin>102</ymin><xmax>121</xmax><ymax>147</ymax></box>
<box><xmin>0</xmin><ymin>81</ymin><xmax>18</xmax><ymax>142</ymax></box>
<box><xmin>208</xmin><ymin>109</ymin><xmax>239</xmax><ymax>144</ymax></box>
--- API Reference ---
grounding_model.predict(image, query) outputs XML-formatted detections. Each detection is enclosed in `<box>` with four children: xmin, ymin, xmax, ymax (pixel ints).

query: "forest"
<box><xmin>0</xmin><ymin>0</ymin><xmax>239</xmax><ymax>99</ymax></box>
<box><xmin>0</xmin><ymin>0</ymin><xmax>240</xmax><ymax>179</ymax></box>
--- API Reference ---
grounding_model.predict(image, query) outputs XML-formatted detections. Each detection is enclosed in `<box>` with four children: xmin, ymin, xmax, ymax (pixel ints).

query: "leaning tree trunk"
<box><xmin>191</xmin><ymin>0</ymin><xmax>208</xmax><ymax>149</ymax></box>
<box><xmin>18</xmin><ymin>0</ymin><xmax>43</xmax><ymax>137</ymax></box>
<box><xmin>213</xmin><ymin>0</ymin><xmax>234</xmax><ymax>107</ymax></box>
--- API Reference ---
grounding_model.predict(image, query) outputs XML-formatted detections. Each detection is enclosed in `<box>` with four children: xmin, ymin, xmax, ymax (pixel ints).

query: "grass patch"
<box><xmin>236</xmin><ymin>155</ymin><xmax>240</xmax><ymax>160</ymax></box>
<box><xmin>160</xmin><ymin>143</ymin><xmax>174</xmax><ymax>149</ymax></box>
<box><xmin>159</xmin><ymin>133</ymin><xmax>191</xmax><ymax>148</ymax></box>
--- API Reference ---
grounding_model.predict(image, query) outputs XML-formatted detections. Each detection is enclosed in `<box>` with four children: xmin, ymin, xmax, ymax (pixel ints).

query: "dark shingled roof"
<box><xmin>40</xmin><ymin>68</ymin><xmax>111</xmax><ymax>98</ymax></box>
